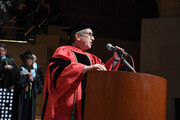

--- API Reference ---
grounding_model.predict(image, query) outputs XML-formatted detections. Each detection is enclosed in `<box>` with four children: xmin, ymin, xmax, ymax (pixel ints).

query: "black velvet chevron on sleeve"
<box><xmin>49</xmin><ymin>58</ymin><xmax>71</xmax><ymax>89</ymax></box>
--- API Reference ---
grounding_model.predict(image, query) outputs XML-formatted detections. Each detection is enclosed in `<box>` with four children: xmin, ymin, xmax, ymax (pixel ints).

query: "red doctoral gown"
<box><xmin>42</xmin><ymin>45</ymin><xmax>120</xmax><ymax>120</ymax></box>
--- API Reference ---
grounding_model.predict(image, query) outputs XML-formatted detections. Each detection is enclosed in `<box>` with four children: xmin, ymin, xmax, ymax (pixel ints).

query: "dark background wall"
<box><xmin>52</xmin><ymin>0</ymin><xmax>158</xmax><ymax>41</ymax></box>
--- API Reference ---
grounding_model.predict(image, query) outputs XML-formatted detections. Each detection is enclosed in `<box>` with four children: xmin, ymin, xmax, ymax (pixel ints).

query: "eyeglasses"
<box><xmin>0</xmin><ymin>50</ymin><xmax>5</xmax><ymax>52</ymax></box>
<box><xmin>83</xmin><ymin>32</ymin><xmax>94</xmax><ymax>38</ymax></box>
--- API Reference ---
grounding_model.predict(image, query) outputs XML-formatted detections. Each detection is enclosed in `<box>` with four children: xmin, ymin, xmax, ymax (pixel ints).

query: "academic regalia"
<box><xmin>33</xmin><ymin>62</ymin><xmax>44</xmax><ymax>94</ymax></box>
<box><xmin>12</xmin><ymin>52</ymin><xmax>44</xmax><ymax>120</ymax></box>
<box><xmin>0</xmin><ymin>57</ymin><xmax>19</xmax><ymax>88</ymax></box>
<box><xmin>41</xmin><ymin>45</ymin><xmax>120</xmax><ymax>120</ymax></box>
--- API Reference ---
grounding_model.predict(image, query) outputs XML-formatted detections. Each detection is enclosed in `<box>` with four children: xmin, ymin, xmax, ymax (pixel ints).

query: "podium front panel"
<box><xmin>84</xmin><ymin>71</ymin><xmax>167</xmax><ymax>120</ymax></box>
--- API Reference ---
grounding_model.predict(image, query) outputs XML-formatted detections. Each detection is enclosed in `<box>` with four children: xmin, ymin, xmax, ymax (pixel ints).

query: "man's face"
<box><xmin>76</xmin><ymin>28</ymin><xmax>95</xmax><ymax>50</ymax></box>
<box><xmin>0</xmin><ymin>47</ymin><xmax>6</xmax><ymax>58</ymax></box>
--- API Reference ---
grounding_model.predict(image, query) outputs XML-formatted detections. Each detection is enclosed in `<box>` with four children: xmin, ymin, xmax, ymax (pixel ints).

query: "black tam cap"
<box><xmin>20</xmin><ymin>51</ymin><xmax>33</xmax><ymax>61</ymax></box>
<box><xmin>62</xmin><ymin>22</ymin><xmax>97</xmax><ymax>34</ymax></box>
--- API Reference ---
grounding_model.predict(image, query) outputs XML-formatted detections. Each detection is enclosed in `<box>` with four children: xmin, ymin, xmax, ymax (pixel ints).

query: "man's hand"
<box><xmin>86</xmin><ymin>64</ymin><xmax>107</xmax><ymax>72</ymax></box>
<box><xmin>28</xmin><ymin>73</ymin><xmax>33</xmax><ymax>77</ymax></box>
<box><xmin>4</xmin><ymin>65</ymin><xmax>13</xmax><ymax>70</ymax></box>
<box><xmin>113</xmin><ymin>46</ymin><xmax>125</xmax><ymax>61</ymax></box>
<box><xmin>28</xmin><ymin>73</ymin><xmax>34</xmax><ymax>82</ymax></box>
<box><xmin>29</xmin><ymin>77</ymin><xmax>34</xmax><ymax>82</ymax></box>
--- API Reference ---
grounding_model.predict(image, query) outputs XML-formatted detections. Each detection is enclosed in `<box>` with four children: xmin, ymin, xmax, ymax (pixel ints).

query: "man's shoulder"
<box><xmin>56</xmin><ymin>45</ymin><xmax>81</xmax><ymax>53</ymax></box>
<box><xmin>56</xmin><ymin>45</ymin><xmax>72</xmax><ymax>50</ymax></box>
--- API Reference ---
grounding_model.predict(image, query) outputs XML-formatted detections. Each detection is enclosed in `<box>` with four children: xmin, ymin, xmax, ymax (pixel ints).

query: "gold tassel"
<box><xmin>26</xmin><ymin>85</ymin><xmax>28</xmax><ymax>92</ymax></box>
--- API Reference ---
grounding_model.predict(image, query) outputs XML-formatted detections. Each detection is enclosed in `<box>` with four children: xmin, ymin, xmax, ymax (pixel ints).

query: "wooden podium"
<box><xmin>84</xmin><ymin>71</ymin><xmax>167</xmax><ymax>120</ymax></box>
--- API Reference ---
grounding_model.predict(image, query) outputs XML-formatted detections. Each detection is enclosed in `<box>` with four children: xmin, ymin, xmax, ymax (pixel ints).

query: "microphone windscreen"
<box><xmin>106</xmin><ymin>43</ymin><xmax>113</xmax><ymax>51</ymax></box>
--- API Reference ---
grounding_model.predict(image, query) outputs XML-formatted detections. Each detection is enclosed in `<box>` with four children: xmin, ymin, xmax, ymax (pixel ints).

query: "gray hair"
<box><xmin>68</xmin><ymin>29</ymin><xmax>85</xmax><ymax>44</ymax></box>
<box><xmin>77</xmin><ymin>29</ymin><xmax>85</xmax><ymax>35</ymax></box>
<box><xmin>32</xmin><ymin>54</ymin><xmax>37</xmax><ymax>61</ymax></box>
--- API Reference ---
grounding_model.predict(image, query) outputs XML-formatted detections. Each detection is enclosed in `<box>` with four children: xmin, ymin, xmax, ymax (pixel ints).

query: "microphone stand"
<box><xmin>118</xmin><ymin>53</ymin><xmax>136</xmax><ymax>73</ymax></box>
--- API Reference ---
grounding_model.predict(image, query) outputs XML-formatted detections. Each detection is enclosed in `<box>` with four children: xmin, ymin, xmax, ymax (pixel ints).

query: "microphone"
<box><xmin>106</xmin><ymin>43</ymin><xmax>129</xmax><ymax>56</ymax></box>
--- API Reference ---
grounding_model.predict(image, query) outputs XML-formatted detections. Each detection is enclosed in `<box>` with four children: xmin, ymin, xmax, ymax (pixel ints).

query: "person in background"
<box><xmin>34</xmin><ymin>0</ymin><xmax>50</xmax><ymax>34</ymax></box>
<box><xmin>15</xmin><ymin>0</ymin><xmax>26</xmax><ymax>27</ymax></box>
<box><xmin>6</xmin><ymin>54</ymin><xmax>15</xmax><ymax>61</ymax></box>
<box><xmin>0</xmin><ymin>0</ymin><xmax>11</xmax><ymax>25</ymax></box>
<box><xmin>32</xmin><ymin>53</ymin><xmax>44</xmax><ymax>94</ymax></box>
<box><xmin>0</xmin><ymin>43</ymin><xmax>18</xmax><ymax>88</ymax></box>
<box><xmin>12</xmin><ymin>51</ymin><xmax>44</xmax><ymax>120</ymax></box>
<box><xmin>35</xmin><ymin>0</ymin><xmax>50</xmax><ymax>25</ymax></box>
<box><xmin>41</xmin><ymin>23</ymin><xmax>124</xmax><ymax>120</ymax></box>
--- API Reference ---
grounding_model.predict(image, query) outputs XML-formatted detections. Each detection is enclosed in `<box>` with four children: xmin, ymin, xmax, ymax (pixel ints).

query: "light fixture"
<box><xmin>0</xmin><ymin>88</ymin><xmax>14</xmax><ymax>119</ymax></box>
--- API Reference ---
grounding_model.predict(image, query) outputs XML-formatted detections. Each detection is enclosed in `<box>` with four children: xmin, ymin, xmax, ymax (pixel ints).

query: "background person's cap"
<box><xmin>20</xmin><ymin>51</ymin><xmax>33</xmax><ymax>61</ymax></box>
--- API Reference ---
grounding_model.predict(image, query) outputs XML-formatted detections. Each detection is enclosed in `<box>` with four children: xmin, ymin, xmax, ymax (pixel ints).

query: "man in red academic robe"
<box><xmin>41</xmin><ymin>23</ymin><xmax>124</xmax><ymax>120</ymax></box>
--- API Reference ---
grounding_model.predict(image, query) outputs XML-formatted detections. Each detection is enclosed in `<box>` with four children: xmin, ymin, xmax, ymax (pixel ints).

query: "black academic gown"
<box><xmin>37</xmin><ymin>65</ymin><xmax>44</xmax><ymax>94</ymax></box>
<box><xmin>0</xmin><ymin>57</ymin><xmax>19</xmax><ymax>88</ymax></box>
<box><xmin>12</xmin><ymin>65</ymin><xmax>44</xmax><ymax>120</ymax></box>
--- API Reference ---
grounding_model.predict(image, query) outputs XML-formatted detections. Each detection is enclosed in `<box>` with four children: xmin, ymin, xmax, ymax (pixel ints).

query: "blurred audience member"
<box><xmin>0</xmin><ymin>0</ymin><xmax>12</xmax><ymax>25</ymax></box>
<box><xmin>35</xmin><ymin>0</ymin><xmax>50</xmax><ymax>32</ymax></box>
<box><xmin>0</xmin><ymin>43</ymin><xmax>19</xmax><ymax>88</ymax></box>
<box><xmin>15</xmin><ymin>0</ymin><xmax>26</xmax><ymax>27</ymax></box>
<box><xmin>32</xmin><ymin>53</ymin><xmax>44</xmax><ymax>93</ymax></box>
<box><xmin>12</xmin><ymin>51</ymin><xmax>44</xmax><ymax>120</ymax></box>
<box><xmin>6</xmin><ymin>54</ymin><xmax>15</xmax><ymax>61</ymax></box>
